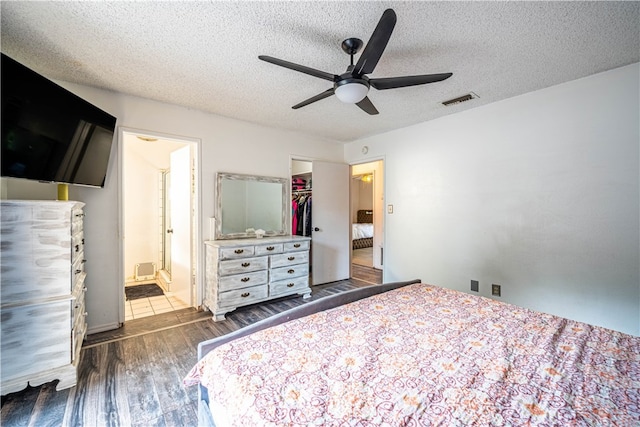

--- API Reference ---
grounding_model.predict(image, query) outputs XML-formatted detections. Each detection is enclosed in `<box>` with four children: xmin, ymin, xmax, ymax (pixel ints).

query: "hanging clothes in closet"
<box><xmin>292</xmin><ymin>193</ymin><xmax>312</xmax><ymax>236</ymax></box>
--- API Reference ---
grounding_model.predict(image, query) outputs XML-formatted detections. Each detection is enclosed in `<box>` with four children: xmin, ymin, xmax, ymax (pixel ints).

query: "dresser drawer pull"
<box><xmin>266</xmin><ymin>246</ymin><xmax>275</xmax><ymax>251</ymax></box>
<box><xmin>241</xmin><ymin>277</ymin><xmax>250</xmax><ymax>282</ymax></box>
<box><xmin>75</xmin><ymin>213</ymin><xmax>84</xmax><ymax>218</ymax></box>
<box><xmin>287</xmin><ymin>283</ymin><xmax>295</xmax><ymax>288</ymax></box>
<box><xmin>288</xmin><ymin>269</ymin><xmax>295</xmax><ymax>274</ymax></box>
<box><xmin>293</xmin><ymin>243</ymin><xmax>301</xmax><ymax>248</ymax></box>
<box><xmin>234</xmin><ymin>249</ymin><xmax>244</xmax><ymax>254</ymax></box>
<box><xmin>241</xmin><ymin>292</ymin><xmax>250</xmax><ymax>298</ymax></box>
<box><xmin>288</xmin><ymin>256</ymin><xmax>295</xmax><ymax>261</ymax></box>
<box><xmin>75</xmin><ymin>245</ymin><xmax>80</xmax><ymax>252</ymax></box>
<box><xmin>75</xmin><ymin>269</ymin><xmax>82</xmax><ymax>274</ymax></box>
<box><xmin>241</xmin><ymin>262</ymin><xmax>250</xmax><ymax>267</ymax></box>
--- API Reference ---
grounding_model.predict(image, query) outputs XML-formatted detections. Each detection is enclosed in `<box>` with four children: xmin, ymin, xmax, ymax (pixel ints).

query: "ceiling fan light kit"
<box><xmin>334</xmin><ymin>80</ymin><xmax>369</xmax><ymax>103</ymax></box>
<box><xmin>259</xmin><ymin>8</ymin><xmax>452</xmax><ymax>115</ymax></box>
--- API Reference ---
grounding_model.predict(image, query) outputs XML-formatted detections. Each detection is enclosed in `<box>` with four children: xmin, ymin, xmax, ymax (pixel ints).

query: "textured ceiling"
<box><xmin>1</xmin><ymin>1</ymin><xmax>638</xmax><ymax>142</ymax></box>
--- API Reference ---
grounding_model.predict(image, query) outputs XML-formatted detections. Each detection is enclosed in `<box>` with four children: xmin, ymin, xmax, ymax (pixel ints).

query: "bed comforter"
<box><xmin>352</xmin><ymin>222</ymin><xmax>374</xmax><ymax>240</ymax></box>
<box><xmin>184</xmin><ymin>283</ymin><xmax>640</xmax><ymax>426</ymax></box>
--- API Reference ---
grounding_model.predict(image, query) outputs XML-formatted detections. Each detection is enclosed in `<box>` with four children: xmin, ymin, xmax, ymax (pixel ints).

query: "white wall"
<box><xmin>123</xmin><ymin>139</ymin><xmax>162</xmax><ymax>282</ymax></box>
<box><xmin>2</xmin><ymin>84</ymin><xmax>343</xmax><ymax>333</ymax></box>
<box><xmin>345</xmin><ymin>63</ymin><xmax>640</xmax><ymax>336</ymax></box>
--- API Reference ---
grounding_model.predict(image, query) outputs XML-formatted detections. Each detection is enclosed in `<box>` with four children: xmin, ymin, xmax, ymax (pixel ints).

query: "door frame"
<box><xmin>117</xmin><ymin>127</ymin><xmax>202</xmax><ymax>325</ymax></box>
<box><xmin>349</xmin><ymin>156</ymin><xmax>386</xmax><ymax>277</ymax></box>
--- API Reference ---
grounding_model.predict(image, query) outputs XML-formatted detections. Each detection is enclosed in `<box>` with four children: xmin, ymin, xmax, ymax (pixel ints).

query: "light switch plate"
<box><xmin>387</xmin><ymin>204</ymin><xmax>393</xmax><ymax>214</ymax></box>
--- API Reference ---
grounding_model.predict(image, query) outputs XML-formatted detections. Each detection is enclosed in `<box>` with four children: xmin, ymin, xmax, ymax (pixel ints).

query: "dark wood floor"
<box><xmin>1</xmin><ymin>274</ymin><xmax>379</xmax><ymax>427</ymax></box>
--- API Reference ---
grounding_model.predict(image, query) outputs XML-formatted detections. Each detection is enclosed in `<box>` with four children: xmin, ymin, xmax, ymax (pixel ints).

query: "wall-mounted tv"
<box><xmin>1</xmin><ymin>53</ymin><xmax>117</xmax><ymax>188</ymax></box>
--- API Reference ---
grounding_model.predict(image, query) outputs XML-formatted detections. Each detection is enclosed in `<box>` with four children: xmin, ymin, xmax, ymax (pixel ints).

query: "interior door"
<box><xmin>163</xmin><ymin>170</ymin><xmax>172</xmax><ymax>275</ymax></box>
<box><xmin>311</xmin><ymin>160</ymin><xmax>350</xmax><ymax>285</ymax></box>
<box><xmin>170</xmin><ymin>145</ymin><xmax>192</xmax><ymax>305</ymax></box>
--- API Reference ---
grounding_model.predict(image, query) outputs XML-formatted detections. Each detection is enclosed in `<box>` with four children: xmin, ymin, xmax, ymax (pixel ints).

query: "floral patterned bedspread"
<box><xmin>184</xmin><ymin>283</ymin><xmax>640</xmax><ymax>426</ymax></box>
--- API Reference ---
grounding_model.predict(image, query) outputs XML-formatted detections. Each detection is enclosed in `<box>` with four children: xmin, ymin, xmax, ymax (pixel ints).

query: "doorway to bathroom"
<box><xmin>121</xmin><ymin>130</ymin><xmax>198</xmax><ymax>322</ymax></box>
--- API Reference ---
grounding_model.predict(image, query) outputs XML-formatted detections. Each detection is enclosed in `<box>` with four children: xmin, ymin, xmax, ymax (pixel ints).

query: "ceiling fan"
<box><xmin>259</xmin><ymin>9</ymin><xmax>452</xmax><ymax>115</ymax></box>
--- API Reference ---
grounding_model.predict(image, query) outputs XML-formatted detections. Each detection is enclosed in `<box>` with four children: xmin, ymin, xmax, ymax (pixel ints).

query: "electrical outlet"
<box><xmin>470</xmin><ymin>280</ymin><xmax>479</xmax><ymax>292</ymax></box>
<box><xmin>492</xmin><ymin>284</ymin><xmax>501</xmax><ymax>297</ymax></box>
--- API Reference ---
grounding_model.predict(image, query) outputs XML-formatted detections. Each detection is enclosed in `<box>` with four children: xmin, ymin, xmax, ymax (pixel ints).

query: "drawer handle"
<box><xmin>266</xmin><ymin>246</ymin><xmax>275</xmax><ymax>251</ymax></box>
<box><xmin>241</xmin><ymin>292</ymin><xmax>250</xmax><ymax>298</ymax></box>
<box><xmin>288</xmin><ymin>269</ymin><xmax>295</xmax><ymax>274</ymax></box>
<box><xmin>82</xmin><ymin>238</ymin><xmax>85</xmax><ymax>245</ymax></box>
<box><xmin>293</xmin><ymin>244</ymin><xmax>301</xmax><ymax>248</ymax></box>
<box><xmin>241</xmin><ymin>262</ymin><xmax>250</xmax><ymax>267</ymax></box>
<box><xmin>288</xmin><ymin>256</ymin><xmax>295</xmax><ymax>261</ymax></box>
<box><xmin>287</xmin><ymin>283</ymin><xmax>295</xmax><ymax>288</ymax></box>
<box><xmin>241</xmin><ymin>277</ymin><xmax>250</xmax><ymax>282</ymax></box>
<box><xmin>234</xmin><ymin>249</ymin><xmax>244</xmax><ymax>254</ymax></box>
<box><xmin>75</xmin><ymin>269</ymin><xmax>82</xmax><ymax>274</ymax></box>
<box><xmin>75</xmin><ymin>245</ymin><xmax>80</xmax><ymax>252</ymax></box>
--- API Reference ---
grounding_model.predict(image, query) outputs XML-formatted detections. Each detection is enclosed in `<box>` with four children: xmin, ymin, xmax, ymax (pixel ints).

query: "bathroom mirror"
<box><xmin>215</xmin><ymin>172</ymin><xmax>288</xmax><ymax>239</ymax></box>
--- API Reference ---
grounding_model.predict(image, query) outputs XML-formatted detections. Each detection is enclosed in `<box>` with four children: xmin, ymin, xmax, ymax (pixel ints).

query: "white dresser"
<box><xmin>204</xmin><ymin>236</ymin><xmax>311</xmax><ymax>321</ymax></box>
<box><xmin>1</xmin><ymin>200</ymin><xmax>87</xmax><ymax>394</ymax></box>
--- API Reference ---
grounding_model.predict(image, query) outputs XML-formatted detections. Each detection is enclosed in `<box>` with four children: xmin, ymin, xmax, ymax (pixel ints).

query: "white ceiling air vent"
<box><xmin>442</xmin><ymin>92</ymin><xmax>479</xmax><ymax>106</ymax></box>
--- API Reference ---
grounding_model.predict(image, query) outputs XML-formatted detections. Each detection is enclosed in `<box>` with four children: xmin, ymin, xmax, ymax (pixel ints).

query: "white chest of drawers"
<box><xmin>1</xmin><ymin>200</ymin><xmax>87</xmax><ymax>394</ymax></box>
<box><xmin>204</xmin><ymin>236</ymin><xmax>311</xmax><ymax>321</ymax></box>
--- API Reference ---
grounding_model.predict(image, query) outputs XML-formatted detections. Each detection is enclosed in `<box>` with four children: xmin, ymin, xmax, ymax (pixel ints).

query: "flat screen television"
<box><xmin>1</xmin><ymin>53</ymin><xmax>117</xmax><ymax>188</ymax></box>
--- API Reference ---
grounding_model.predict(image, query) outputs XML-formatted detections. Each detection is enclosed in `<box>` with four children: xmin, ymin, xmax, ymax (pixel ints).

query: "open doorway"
<box><xmin>121</xmin><ymin>131</ymin><xmax>198</xmax><ymax>322</ymax></box>
<box><xmin>351</xmin><ymin>160</ymin><xmax>384</xmax><ymax>284</ymax></box>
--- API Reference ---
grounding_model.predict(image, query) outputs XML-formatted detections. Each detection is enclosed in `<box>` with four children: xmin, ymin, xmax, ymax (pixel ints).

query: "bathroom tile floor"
<box><xmin>125</xmin><ymin>294</ymin><xmax>190</xmax><ymax>321</ymax></box>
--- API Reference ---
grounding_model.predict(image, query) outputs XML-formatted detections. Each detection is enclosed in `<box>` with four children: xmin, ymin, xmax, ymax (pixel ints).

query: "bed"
<box><xmin>185</xmin><ymin>280</ymin><xmax>640</xmax><ymax>426</ymax></box>
<box><xmin>352</xmin><ymin>209</ymin><xmax>373</xmax><ymax>250</ymax></box>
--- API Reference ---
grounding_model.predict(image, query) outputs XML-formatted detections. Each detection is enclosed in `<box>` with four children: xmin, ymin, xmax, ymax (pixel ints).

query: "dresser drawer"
<box><xmin>218</xmin><ymin>270</ymin><xmax>268</xmax><ymax>292</ymax></box>
<box><xmin>220</xmin><ymin>246</ymin><xmax>255</xmax><ymax>260</ymax></box>
<box><xmin>71</xmin><ymin>208</ymin><xmax>84</xmax><ymax>235</ymax></box>
<box><xmin>255</xmin><ymin>243</ymin><xmax>283</xmax><ymax>256</ymax></box>
<box><xmin>284</xmin><ymin>240</ymin><xmax>310</xmax><ymax>252</ymax></box>
<box><xmin>219</xmin><ymin>256</ymin><xmax>268</xmax><ymax>276</ymax></box>
<box><xmin>270</xmin><ymin>264</ymin><xmax>309</xmax><ymax>282</ymax></box>
<box><xmin>270</xmin><ymin>251</ymin><xmax>309</xmax><ymax>268</ymax></box>
<box><xmin>71</xmin><ymin>231</ymin><xmax>84</xmax><ymax>263</ymax></box>
<box><xmin>72</xmin><ymin>289</ymin><xmax>86</xmax><ymax>332</ymax></box>
<box><xmin>270</xmin><ymin>275</ymin><xmax>309</xmax><ymax>297</ymax></box>
<box><xmin>218</xmin><ymin>284</ymin><xmax>268</xmax><ymax>309</ymax></box>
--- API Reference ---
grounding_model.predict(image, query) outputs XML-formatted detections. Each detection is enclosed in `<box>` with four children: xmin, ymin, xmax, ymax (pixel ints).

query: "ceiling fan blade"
<box><xmin>369</xmin><ymin>73</ymin><xmax>453</xmax><ymax>90</ymax></box>
<box><xmin>353</xmin><ymin>9</ymin><xmax>397</xmax><ymax>76</ymax></box>
<box><xmin>259</xmin><ymin>55</ymin><xmax>337</xmax><ymax>82</ymax></box>
<box><xmin>292</xmin><ymin>88</ymin><xmax>335</xmax><ymax>109</ymax></box>
<box><xmin>356</xmin><ymin>96</ymin><xmax>379</xmax><ymax>115</ymax></box>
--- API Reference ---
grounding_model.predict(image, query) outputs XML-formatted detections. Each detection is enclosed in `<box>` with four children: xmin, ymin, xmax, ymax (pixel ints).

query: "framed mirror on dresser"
<box><xmin>215</xmin><ymin>172</ymin><xmax>288</xmax><ymax>240</ymax></box>
<box><xmin>204</xmin><ymin>172</ymin><xmax>311</xmax><ymax>321</ymax></box>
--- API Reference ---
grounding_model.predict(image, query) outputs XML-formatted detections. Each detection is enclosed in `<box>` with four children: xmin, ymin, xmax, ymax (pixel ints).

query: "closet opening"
<box><xmin>351</xmin><ymin>160</ymin><xmax>384</xmax><ymax>284</ymax></box>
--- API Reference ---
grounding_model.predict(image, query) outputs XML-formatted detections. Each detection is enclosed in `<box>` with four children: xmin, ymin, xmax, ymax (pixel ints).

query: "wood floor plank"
<box><xmin>121</xmin><ymin>336</ymin><xmax>163</xmax><ymax>424</ymax></box>
<box><xmin>101</xmin><ymin>341</ymin><xmax>131</xmax><ymax>426</ymax></box>
<box><xmin>142</xmin><ymin>331</ymin><xmax>191</xmax><ymax>415</ymax></box>
<box><xmin>27</xmin><ymin>381</ymin><xmax>70</xmax><ymax>427</ymax></box>
<box><xmin>0</xmin><ymin>383</ymin><xmax>41</xmax><ymax>427</ymax></box>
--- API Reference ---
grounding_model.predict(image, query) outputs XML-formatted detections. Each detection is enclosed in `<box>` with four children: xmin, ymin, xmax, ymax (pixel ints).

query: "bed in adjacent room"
<box><xmin>185</xmin><ymin>280</ymin><xmax>640</xmax><ymax>426</ymax></box>
<box><xmin>352</xmin><ymin>209</ymin><xmax>373</xmax><ymax>249</ymax></box>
